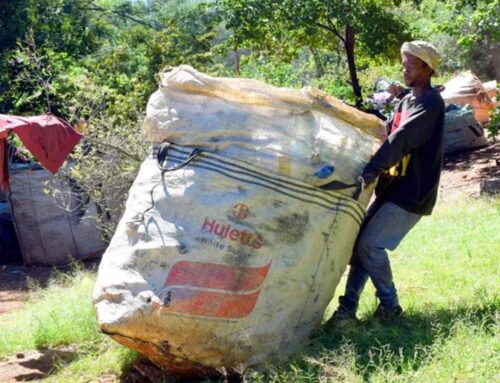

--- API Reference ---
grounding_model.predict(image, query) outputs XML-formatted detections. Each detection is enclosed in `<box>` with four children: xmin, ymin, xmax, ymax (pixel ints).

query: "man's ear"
<box><xmin>423</xmin><ymin>62</ymin><xmax>434</xmax><ymax>77</ymax></box>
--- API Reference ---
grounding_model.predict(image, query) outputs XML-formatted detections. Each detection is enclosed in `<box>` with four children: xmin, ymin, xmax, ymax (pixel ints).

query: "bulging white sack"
<box><xmin>143</xmin><ymin>65</ymin><xmax>384</xmax><ymax>189</ymax></box>
<box><xmin>93</xmin><ymin>66</ymin><xmax>384</xmax><ymax>376</ymax></box>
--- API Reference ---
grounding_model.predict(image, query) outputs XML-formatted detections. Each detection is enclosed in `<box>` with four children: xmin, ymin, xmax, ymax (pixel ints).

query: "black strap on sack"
<box><xmin>128</xmin><ymin>142</ymin><xmax>201</xmax><ymax>226</ymax></box>
<box><xmin>157</xmin><ymin>142</ymin><xmax>202</xmax><ymax>172</ymax></box>
<box><xmin>320</xmin><ymin>176</ymin><xmax>365</xmax><ymax>201</ymax></box>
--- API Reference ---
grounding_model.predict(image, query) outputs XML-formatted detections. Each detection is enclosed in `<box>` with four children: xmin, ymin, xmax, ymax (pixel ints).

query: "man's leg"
<box><xmin>335</xmin><ymin>201</ymin><xmax>420</xmax><ymax>318</ymax></box>
<box><xmin>333</xmin><ymin>200</ymin><xmax>385</xmax><ymax>317</ymax></box>
<box><xmin>356</xmin><ymin>202</ymin><xmax>421</xmax><ymax>311</ymax></box>
<box><xmin>335</xmin><ymin>263</ymin><xmax>369</xmax><ymax>316</ymax></box>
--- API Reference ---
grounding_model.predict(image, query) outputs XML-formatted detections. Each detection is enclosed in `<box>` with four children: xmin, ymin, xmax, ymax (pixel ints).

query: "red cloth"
<box><xmin>0</xmin><ymin>139</ymin><xmax>8</xmax><ymax>191</ymax></box>
<box><xmin>0</xmin><ymin>114</ymin><xmax>82</xmax><ymax>191</ymax></box>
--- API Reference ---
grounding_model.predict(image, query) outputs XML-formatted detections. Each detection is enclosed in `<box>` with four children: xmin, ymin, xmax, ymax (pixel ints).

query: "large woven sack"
<box><xmin>93</xmin><ymin>66</ymin><xmax>384</xmax><ymax>376</ymax></box>
<box><xmin>441</xmin><ymin>71</ymin><xmax>494</xmax><ymax>124</ymax></box>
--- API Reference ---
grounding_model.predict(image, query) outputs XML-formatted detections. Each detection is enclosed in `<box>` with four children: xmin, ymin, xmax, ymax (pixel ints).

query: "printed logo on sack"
<box><xmin>201</xmin><ymin>217</ymin><xmax>263</xmax><ymax>249</ymax></box>
<box><xmin>231</xmin><ymin>203</ymin><xmax>250</xmax><ymax>220</ymax></box>
<box><xmin>152</xmin><ymin>261</ymin><xmax>271</xmax><ymax>319</ymax></box>
<box><xmin>199</xmin><ymin>203</ymin><xmax>263</xmax><ymax>250</ymax></box>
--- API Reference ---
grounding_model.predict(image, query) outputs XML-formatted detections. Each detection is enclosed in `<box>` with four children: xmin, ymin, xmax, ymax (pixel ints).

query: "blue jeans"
<box><xmin>338</xmin><ymin>200</ymin><xmax>421</xmax><ymax>313</ymax></box>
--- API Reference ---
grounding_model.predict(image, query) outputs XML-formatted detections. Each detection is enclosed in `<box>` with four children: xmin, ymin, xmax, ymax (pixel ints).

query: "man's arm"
<box><xmin>362</xmin><ymin>98</ymin><xmax>441</xmax><ymax>183</ymax></box>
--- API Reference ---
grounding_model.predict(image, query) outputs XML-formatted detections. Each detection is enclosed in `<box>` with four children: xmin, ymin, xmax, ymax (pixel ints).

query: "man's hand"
<box><xmin>361</xmin><ymin>168</ymin><xmax>378</xmax><ymax>186</ymax></box>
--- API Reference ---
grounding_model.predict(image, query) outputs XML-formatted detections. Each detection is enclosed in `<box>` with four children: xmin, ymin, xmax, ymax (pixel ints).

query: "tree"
<box><xmin>216</xmin><ymin>0</ymin><xmax>410</xmax><ymax>107</ymax></box>
<box><xmin>0</xmin><ymin>0</ymin><xmax>30</xmax><ymax>53</ymax></box>
<box><xmin>0</xmin><ymin>0</ymin><xmax>222</xmax><ymax>234</ymax></box>
<box><xmin>397</xmin><ymin>0</ymin><xmax>499</xmax><ymax>80</ymax></box>
<box><xmin>439</xmin><ymin>0</ymin><xmax>499</xmax><ymax>79</ymax></box>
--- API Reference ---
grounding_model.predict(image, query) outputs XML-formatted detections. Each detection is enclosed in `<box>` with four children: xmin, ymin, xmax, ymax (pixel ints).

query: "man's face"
<box><xmin>402</xmin><ymin>53</ymin><xmax>433</xmax><ymax>87</ymax></box>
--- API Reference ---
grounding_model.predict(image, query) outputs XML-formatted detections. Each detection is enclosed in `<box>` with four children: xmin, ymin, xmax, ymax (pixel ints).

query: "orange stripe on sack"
<box><xmin>165</xmin><ymin>261</ymin><xmax>271</xmax><ymax>292</ymax></box>
<box><xmin>162</xmin><ymin>288</ymin><xmax>261</xmax><ymax>318</ymax></box>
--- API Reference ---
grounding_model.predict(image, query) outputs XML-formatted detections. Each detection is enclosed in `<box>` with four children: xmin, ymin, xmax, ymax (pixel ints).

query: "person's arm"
<box><xmin>362</xmin><ymin>98</ymin><xmax>441</xmax><ymax>183</ymax></box>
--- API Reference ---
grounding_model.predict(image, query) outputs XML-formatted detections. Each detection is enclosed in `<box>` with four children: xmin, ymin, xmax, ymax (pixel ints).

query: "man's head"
<box><xmin>400</xmin><ymin>41</ymin><xmax>440</xmax><ymax>88</ymax></box>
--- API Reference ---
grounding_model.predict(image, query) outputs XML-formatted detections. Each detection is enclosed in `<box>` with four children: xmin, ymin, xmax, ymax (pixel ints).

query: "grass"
<box><xmin>0</xmin><ymin>195</ymin><xmax>498</xmax><ymax>382</ymax></box>
<box><xmin>0</xmin><ymin>267</ymin><xmax>138</xmax><ymax>382</ymax></box>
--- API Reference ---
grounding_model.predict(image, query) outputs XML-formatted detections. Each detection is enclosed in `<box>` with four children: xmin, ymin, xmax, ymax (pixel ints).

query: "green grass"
<box><xmin>0</xmin><ymin>267</ymin><xmax>138</xmax><ymax>382</ymax></box>
<box><xmin>0</xmin><ymin>196</ymin><xmax>498</xmax><ymax>382</ymax></box>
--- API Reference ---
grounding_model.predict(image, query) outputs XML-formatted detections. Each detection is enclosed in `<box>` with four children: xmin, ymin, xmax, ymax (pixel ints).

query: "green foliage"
<box><xmin>240</xmin><ymin>56</ymin><xmax>304</xmax><ymax>88</ymax></box>
<box><xmin>216</xmin><ymin>0</ymin><xmax>412</xmax><ymax>104</ymax></box>
<box><xmin>399</xmin><ymin>0</ymin><xmax>499</xmax><ymax>79</ymax></box>
<box><xmin>0</xmin><ymin>0</ymin><xmax>221</xmax><ymax>235</ymax></box>
<box><xmin>0</xmin><ymin>34</ymin><xmax>80</xmax><ymax>116</ymax></box>
<box><xmin>487</xmin><ymin>104</ymin><xmax>500</xmax><ymax>141</ymax></box>
<box><xmin>0</xmin><ymin>0</ymin><xmax>30</xmax><ymax>52</ymax></box>
<box><xmin>312</xmin><ymin>74</ymin><xmax>357</xmax><ymax>105</ymax></box>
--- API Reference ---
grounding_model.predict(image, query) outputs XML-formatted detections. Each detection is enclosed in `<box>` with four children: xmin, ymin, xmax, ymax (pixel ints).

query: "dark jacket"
<box><xmin>362</xmin><ymin>89</ymin><xmax>445</xmax><ymax>215</ymax></box>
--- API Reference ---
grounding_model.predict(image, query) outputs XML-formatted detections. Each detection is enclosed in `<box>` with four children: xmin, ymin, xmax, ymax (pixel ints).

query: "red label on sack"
<box><xmin>153</xmin><ymin>261</ymin><xmax>271</xmax><ymax>318</ymax></box>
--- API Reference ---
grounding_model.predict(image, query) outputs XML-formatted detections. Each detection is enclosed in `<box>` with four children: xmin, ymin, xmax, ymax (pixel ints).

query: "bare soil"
<box><xmin>0</xmin><ymin>347</ymin><xmax>78</xmax><ymax>383</ymax></box>
<box><xmin>0</xmin><ymin>141</ymin><xmax>498</xmax><ymax>382</ymax></box>
<box><xmin>438</xmin><ymin>142</ymin><xmax>499</xmax><ymax>200</ymax></box>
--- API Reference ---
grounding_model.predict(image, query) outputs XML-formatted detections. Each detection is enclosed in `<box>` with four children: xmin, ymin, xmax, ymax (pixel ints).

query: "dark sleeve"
<box><xmin>362</xmin><ymin>96</ymin><xmax>442</xmax><ymax>181</ymax></box>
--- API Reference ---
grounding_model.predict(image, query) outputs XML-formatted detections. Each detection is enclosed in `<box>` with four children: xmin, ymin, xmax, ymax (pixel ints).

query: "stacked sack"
<box><xmin>443</xmin><ymin>105</ymin><xmax>488</xmax><ymax>153</ymax></box>
<box><xmin>441</xmin><ymin>70</ymin><xmax>494</xmax><ymax>125</ymax></box>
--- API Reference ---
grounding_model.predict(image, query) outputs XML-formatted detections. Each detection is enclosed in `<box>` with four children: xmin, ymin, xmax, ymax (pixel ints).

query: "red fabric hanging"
<box><xmin>0</xmin><ymin>114</ymin><xmax>82</xmax><ymax>191</ymax></box>
<box><xmin>0</xmin><ymin>139</ymin><xmax>8</xmax><ymax>191</ymax></box>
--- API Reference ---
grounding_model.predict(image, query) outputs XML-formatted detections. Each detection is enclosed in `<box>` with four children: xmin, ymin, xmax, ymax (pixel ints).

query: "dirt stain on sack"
<box><xmin>162</xmin><ymin>291</ymin><xmax>172</xmax><ymax>306</ymax></box>
<box><xmin>272</xmin><ymin>199</ymin><xmax>286</xmax><ymax>208</ymax></box>
<box><xmin>262</xmin><ymin>212</ymin><xmax>310</xmax><ymax>244</ymax></box>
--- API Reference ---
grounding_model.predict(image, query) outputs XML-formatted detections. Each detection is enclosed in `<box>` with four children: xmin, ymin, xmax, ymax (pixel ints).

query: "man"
<box><xmin>332</xmin><ymin>40</ymin><xmax>445</xmax><ymax>321</ymax></box>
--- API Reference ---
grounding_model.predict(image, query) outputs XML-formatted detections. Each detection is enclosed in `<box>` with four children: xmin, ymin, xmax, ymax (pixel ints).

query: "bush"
<box><xmin>487</xmin><ymin>104</ymin><xmax>500</xmax><ymax>141</ymax></box>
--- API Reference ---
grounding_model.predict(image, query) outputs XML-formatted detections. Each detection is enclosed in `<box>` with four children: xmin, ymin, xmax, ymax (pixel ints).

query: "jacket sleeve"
<box><xmin>362</xmin><ymin>97</ymin><xmax>441</xmax><ymax>182</ymax></box>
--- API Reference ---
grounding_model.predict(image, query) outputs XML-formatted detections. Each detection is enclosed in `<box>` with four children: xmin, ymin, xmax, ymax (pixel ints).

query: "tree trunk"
<box><xmin>310</xmin><ymin>47</ymin><xmax>324</xmax><ymax>78</ymax></box>
<box><xmin>235</xmin><ymin>50</ymin><xmax>240</xmax><ymax>77</ymax></box>
<box><xmin>344</xmin><ymin>25</ymin><xmax>363</xmax><ymax>108</ymax></box>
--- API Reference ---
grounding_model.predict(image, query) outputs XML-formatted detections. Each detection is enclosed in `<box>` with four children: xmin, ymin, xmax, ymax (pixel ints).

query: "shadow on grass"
<box><xmin>309</xmin><ymin>298</ymin><xmax>498</xmax><ymax>380</ymax></box>
<box><xmin>0</xmin><ymin>347</ymin><xmax>78</xmax><ymax>382</ymax></box>
<box><xmin>113</xmin><ymin>298</ymin><xmax>497</xmax><ymax>383</ymax></box>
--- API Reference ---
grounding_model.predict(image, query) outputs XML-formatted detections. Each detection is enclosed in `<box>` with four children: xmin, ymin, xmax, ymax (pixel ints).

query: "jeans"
<box><xmin>338</xmin><ymin>200</ymin><xmax>421</xmax><ymax>313</ymax></box>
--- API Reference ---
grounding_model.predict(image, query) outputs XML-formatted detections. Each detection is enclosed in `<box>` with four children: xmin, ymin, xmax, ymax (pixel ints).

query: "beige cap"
<box><xmin>401</xmin><ymin>40</ymin><xmax>441</xmax><ymax>71</ymax></box>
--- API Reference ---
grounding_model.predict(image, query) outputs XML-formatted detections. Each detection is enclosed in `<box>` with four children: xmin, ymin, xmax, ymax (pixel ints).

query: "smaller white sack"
<box><xmin>441</xmin><ymin>71</ymin><xmax>494</xmax><ymax>124</ymax></box>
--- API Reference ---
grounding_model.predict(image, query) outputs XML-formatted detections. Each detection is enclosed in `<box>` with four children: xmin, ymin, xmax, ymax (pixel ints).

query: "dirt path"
<box><xmin>439</xmin><ymin>142</ymin><xmax>499</xmax><ymax>199</ymax></box>
<box><xmin>0</xmin><ymin>348</ymin><xmax>78</xmax><ymax>383</ymax></box>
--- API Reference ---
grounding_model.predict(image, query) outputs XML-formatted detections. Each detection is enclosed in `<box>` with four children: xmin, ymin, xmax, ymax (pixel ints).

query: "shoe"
<box><xmin>373</xmin><ymin>304</ymin><xmax>403</xmax><ymax>320</ymax></box>
<box><xmin>326</xmin><ymin>306</ymin><xmax>357</xmax><ymax>325</ymax></box>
